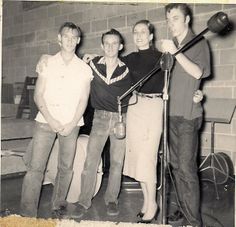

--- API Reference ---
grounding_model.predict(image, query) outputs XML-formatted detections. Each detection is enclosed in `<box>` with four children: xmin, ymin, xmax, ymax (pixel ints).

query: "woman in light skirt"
<box><xmin>122</xmin><ymin>20</ymin><xmax>164</xmax><ymax>224</ymax></box>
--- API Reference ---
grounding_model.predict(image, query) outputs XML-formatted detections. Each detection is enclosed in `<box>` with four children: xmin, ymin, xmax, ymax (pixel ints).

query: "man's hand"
<box><xmin>157</xmin><ymin>39</ymin><xmax>178</xmax><ymax>55</ymax></box>
<box><xmin>193</xmin><ymin>90</ymin><xmax>204</xmax><ymax>103</ymax></box>
<box><xmin>36</xmin><ymin>54</ymin><xmax>51</xmax><ymax>74</ymax></box>
<box><xmin>48</xmin><ymin>118</ymin><xmax>64</xmax><ymax>133</ymax></box>
<box><xmin>58</xmin><ymin>122</ymin><xmax>76</xmax><ymax>137</ymax></box>
<box><xmin>82</xmin><ymin>54</ymin><xmax>98</xmax><ymax>63</ymax></box>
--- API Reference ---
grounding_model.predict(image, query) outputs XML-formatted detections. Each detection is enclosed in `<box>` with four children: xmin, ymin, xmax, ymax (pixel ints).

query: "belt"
<box><xmin>134</xmin><ymin>91</ymin><xmax>162</xmax><ymax>99</ymax></box>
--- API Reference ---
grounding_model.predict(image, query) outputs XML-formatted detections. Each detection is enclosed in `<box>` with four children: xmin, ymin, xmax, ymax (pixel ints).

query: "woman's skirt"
<box><xmin>123</xmin><ymin>93</ymin><xmax>163</xmax><ymax>183</ymax></box>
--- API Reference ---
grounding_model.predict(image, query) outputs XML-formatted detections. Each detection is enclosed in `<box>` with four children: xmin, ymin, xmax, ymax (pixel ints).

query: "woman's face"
<box><xmin>133</xmin><ymin>23</ymin><xmax>153</xmax><ymax>50</ymax></box>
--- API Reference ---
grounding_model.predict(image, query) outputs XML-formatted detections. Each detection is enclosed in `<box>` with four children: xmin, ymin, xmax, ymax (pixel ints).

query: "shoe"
<box><xmin>19</xmin><ymin>212</ymin><xmax>36</xmax><ymax>218</ymax></box>
<box><xmin>137</xmin><ymin>211</ymin><xmax>144</xmax><ymax>218</ymax></box>
<box><xmin>168</xmin><ymin>210</ymin><xmax>184</xmax><ymax>223</ymax></box>
<box><xmin>51</xmin><ymin>210</ymin><xmax>62</xmax><ymax>219</ymax></box>
<box><xmin>51</xmin><ymin>206</ymin><xmax>67</xmax><ymax>219</ymax></box>
<box><xmin>0</xmin><ymin>209</ymin><xmax>11</xmax><ymax>217</ymax></box>
<box><xmin>106</xmin><ymin>202</ymin><xmax>119</xmax><ymax>216</ymax></box>
<box><xmin>137</xmin><ymin>206</ymin><xmax>159</xmax><ymax>224</ymax></box>
<box><xmin>63</xmin><ymin>203</ymin><xmax>86</xmax><ymax>219</ymax></box>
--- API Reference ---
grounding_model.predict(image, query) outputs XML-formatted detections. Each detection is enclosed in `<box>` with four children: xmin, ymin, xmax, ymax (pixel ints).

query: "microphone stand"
<box><xmin>159</xmin><ymin>52</ymin><xmax>173</xmax><ymax>224</ymax></box>
<box><xmin>116</xmin><ymin>11</ymin><xmax>229</xmax><ymax>225</ymax></box>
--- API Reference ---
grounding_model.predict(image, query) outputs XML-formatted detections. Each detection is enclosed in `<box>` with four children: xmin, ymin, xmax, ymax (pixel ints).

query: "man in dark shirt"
<box><xmin>160</xmin><ymin>3</ymin><xmax>211</xmax><ymax>227</ymax></box>
<box><xmin>67</xmin><ymin>29</ymin><xmax>131</xmax><ymax>218</ymax></box>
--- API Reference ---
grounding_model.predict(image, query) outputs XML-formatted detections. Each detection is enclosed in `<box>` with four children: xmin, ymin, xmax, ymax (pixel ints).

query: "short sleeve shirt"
<box><xmin>35</xmin><ymin>52</ymin><xmax>93</xmax><ymax>126</ymax></box>
<box><xmin>169</xmin><ymin>29</ymin><xmax>211</xmax><ymax>120</ymax></box>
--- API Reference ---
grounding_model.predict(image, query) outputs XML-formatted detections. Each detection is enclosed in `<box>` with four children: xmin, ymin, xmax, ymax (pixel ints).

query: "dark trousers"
<box><xmin>169</xmin><ymin>116</ymin><xmax>202</xmax><ymax>227</ymax></box>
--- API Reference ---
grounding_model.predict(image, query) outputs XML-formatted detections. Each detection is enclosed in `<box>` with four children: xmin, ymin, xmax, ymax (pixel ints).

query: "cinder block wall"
<box><xmin>2</xmin><ymin>2</ymin><xmax>236</xmax><ymax>166</ymax></box>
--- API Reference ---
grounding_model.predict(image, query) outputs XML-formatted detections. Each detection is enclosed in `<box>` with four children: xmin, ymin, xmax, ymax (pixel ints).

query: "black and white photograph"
<box><xmin>1</xmin><ymin>1</ymin><xmax>236</xmax><ymax>227</ymax></box>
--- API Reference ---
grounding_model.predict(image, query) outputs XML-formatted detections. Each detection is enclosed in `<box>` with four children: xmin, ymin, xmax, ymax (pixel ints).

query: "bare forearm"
<box><xmin>58</xmin><ymin>96</ymin><xmax>89</xmax><ymax>136</ymax></box>
<box><xmin>175</xmin><ymin>53</ymin><xmax>202</xmax><ymax>79</ymax></box>
<box><xmin>71</xmin><ymin>97</ymin><xmax>89</xmax><ymax>126</ymax></box>
<box><xmin>71</xmin><ymin>83</ymin><xmax>91</xmax><ymax>126</ymax></box>
<box><xmin>34</xmin><ymin>94</ymin><xmax>56</xmax><ymax>124</ymax></box>
<box><xmin>159</xmin><ymin>39</ymin><xmax>203</xmax><ymax>79</ymax></box>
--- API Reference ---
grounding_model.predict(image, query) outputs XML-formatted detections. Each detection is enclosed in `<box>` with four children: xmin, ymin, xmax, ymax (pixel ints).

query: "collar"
<box><xmin>56</xmin><ymin>52</ymin><xmax>77</xmax><ymax>65</ymax></box>
<box><xmin>138</xmin><ymin>47</ymin><xmax>153</xmax><ymax>53</ymax></box>
<box><xmin>97</xmin><ymin>56</ymin><xmax>125</xmax><ymax>67</ymax></box>
<box><xmin>173</xmin><ymin>28</ymin><xmax>195</xmax><ymax>48</ymax></box>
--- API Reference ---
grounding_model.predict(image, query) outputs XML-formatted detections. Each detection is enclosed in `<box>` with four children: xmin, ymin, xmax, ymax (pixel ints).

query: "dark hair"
<box><xmin>165</xmin><ymin>3</ymin><xmax>193</xmax><ymax>27</ymax></box>
<box><xmin>133</xmin><ymin>19</ymin><xmax>155</xmax><ymax>34</ymax></box>
<box><xmin>132</xmin><ymin>20</ymin><xmax>155</xmax><ymax>46</ymax></box>
<box><xmin>58</xmin><ymin>22</ymin><xmax>82</xmax><ymax>37</ymax></box>
<box><xmin>101</xmin><ymin>29</ymin><xmax>124</xmax><ymax>45</ymax></box>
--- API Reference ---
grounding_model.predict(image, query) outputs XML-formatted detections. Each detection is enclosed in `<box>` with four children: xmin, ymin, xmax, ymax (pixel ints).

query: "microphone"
<box><xmin>114</xmin><ymin>97</ymin><xmax>126</xmax><ymax>139</ymax></box>
<box><xmin>114</xmin><ymin>115</ymin><xmax>126</xmax><ymax>139</ymax></box>
<box><xmin>207</xmin><ymin>12</ymin><xmax>229</xmax><ymax>33</ymax></box>
<box><xmin>160</xmin><ymin>52</ymin><xmax>174</xmax><ymax>71</ymax></box>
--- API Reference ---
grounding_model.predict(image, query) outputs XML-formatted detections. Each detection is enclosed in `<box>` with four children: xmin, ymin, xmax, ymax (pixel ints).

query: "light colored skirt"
<box><xmin>123</xmin><ymin>94</ymin><xmax>163</xmax><ymax>183</ymax></box>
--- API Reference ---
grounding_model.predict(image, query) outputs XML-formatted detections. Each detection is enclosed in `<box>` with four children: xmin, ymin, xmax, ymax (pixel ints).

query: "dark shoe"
<box><xmin>106</xmin><ymin>202</ymin><xmax>119</xmax><ymax>216</ymax></box>
<box><xmin>51</xmin><ymin>210</ymin><xmax>62</xmax><ymax>219</ymax></box>
<box><xmin>168</xmin><ymin>210</ymin><xmax>184</xmax><ymax>223</ymax></box>
<box><xmin>137</xmin><ymin>206</ymin><xmax>159</xmax><ymax>224</ymax></box>
<box><xmin>137</xmin><ymin>211</ymin><xmax>144</xmax><ymax>218</ymax></box>
<box><xmin>0</xmin><ymin>209</ymin><xmax>11</xmax><ymax>217</ymax></box>
<box><xmin>63</xmin><ymin>203</ymin><xmax>86</xmax><ymax>219</ymax></box>
<box><xmin>51</xmin><ymin>206</ymin><xmax>67</xmax><ymax>219</ymax></box>
<box><xmin>19</xmin><ymin>212</ymin><xmax>36</xmax><ymax>218</ymax></box>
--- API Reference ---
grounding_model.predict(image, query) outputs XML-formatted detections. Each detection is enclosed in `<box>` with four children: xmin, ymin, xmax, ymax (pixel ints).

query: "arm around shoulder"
<box><xmin>82</xmin><ymin>53</ymin><xmax>98</xmax><ymax>63</ymax></box>
<box><xmin>36</xmin><ymin>54</ymin><xmax>53</xmax><ymax>74</ymax></box>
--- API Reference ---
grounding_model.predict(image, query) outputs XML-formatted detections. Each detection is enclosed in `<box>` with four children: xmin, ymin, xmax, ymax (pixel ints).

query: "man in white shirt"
<box><xmin>20</xmin><ymin>22</ymin><xmax>93</xmax><ymax>218</ymax></box>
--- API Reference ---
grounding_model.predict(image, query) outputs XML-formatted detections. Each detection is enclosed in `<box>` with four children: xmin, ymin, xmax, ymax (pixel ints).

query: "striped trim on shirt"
<box><xmin>89</xmin><ymin>57</ymin><xmax>129</xmax><ymax>85</ymax></box>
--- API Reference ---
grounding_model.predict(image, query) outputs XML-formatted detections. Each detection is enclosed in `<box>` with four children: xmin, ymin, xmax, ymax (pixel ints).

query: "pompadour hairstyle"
<box><xmin>58</xmin><ymin>22</ymin><xmax>82</xmax><ymax>37</ymax></box>
<box><xmin>101</xmin><ymin>28</ymin><xmax>124</xmax><ymax>45</ymax></box>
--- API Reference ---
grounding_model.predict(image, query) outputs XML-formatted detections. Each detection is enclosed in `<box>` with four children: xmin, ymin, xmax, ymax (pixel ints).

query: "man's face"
<box><xmin>58</xmin><ymin>27</ymin><xmax>80</xmax><ymax>52</ymax></box>
<box><xmin>166</xmin><ymin>8</ymin><xmax>189</xmax><ymax>38</ymax></box>
<box><xmin>101</xmin><ymin>35</ymin><xmax>122</xmax><ymax>58</ymax></box>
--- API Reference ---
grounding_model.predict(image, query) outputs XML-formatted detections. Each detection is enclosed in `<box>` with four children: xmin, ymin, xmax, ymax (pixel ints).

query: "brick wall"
<box><xmin>2</xmin><ymin>1</ymin><xmax>236</xmax><ymax>166</ymax></box>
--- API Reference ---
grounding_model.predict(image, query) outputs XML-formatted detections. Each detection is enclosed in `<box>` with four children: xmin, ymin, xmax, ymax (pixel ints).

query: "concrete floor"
<box><xmin>0</xmin><ymin>172</ymin><xmax>234</xmax><ymax>226</ymax></box>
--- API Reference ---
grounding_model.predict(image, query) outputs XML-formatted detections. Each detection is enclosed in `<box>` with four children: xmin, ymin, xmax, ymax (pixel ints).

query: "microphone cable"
<box><xmin>165</xmin><ymin>142</ymin><xmax>196</xmax><ymax>226</ymax></box>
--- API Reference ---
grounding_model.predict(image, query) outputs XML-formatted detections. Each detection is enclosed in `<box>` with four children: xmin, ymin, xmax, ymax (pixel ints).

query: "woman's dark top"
<box><xmin>122</xmin><ymin>47</ymin><xmax>164</xmax><ymax>94</ymax></box>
